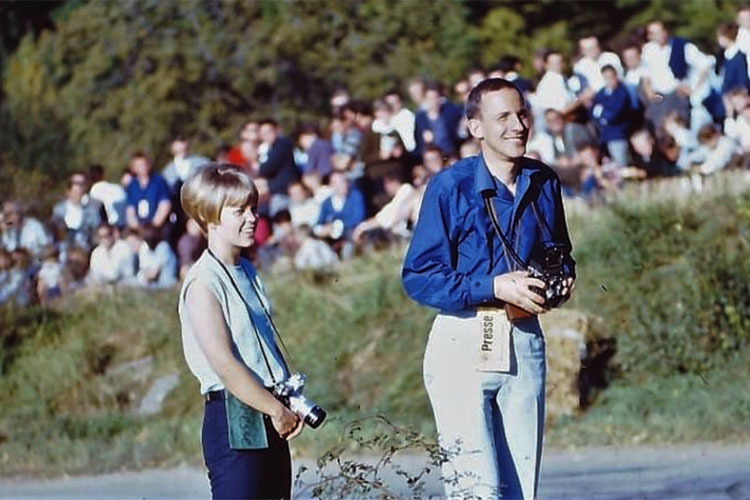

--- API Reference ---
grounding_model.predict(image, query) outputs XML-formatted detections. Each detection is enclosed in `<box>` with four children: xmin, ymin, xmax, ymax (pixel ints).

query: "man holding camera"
<box><xmin>402</xmin><ymin>78</ymin><xmax>575</xmax><ymax>500</ymax></box>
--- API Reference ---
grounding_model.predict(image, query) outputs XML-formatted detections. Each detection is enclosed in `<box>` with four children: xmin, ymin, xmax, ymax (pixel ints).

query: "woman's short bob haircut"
<box><xmin>180</xmin><ymin>163</ymin><xmax>258</xmax><ymax>234</ymax></box>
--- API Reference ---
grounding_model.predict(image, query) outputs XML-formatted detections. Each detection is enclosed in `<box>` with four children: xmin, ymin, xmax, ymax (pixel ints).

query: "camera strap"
<box><xmin>207</xmin><ymin>248</ymin><xmax>296</xmax><ymax>385</ymax></box>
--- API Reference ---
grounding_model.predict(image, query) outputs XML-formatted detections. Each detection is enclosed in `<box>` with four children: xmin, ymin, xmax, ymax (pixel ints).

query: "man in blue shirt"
<box><xmin>402</xmin><ymin>78</ymin><xmax>575</xmax><ymax>499</ymax></box>
<box><xmin>592</xmin><ymin>65</ymin><xmax>633</xmax><ymax>166</ymax></box>
<box><xmin>125</xmin><ymin>152</ymin><xmax>172</xmax><ymax>231</ymax></box>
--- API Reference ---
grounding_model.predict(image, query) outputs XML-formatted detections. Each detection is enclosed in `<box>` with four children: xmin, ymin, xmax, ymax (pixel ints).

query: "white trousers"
<box><xmin>423</xmin><ymin>312</ymin><xmax>546</xmax><ymax>499</ymax></box>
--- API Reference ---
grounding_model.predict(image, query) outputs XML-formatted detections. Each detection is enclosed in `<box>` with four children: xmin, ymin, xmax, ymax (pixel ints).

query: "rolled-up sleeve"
<box><xmin>402</xmin><ymin>176</ymin><xmax>495</xmax><ymax>312</ymax></box>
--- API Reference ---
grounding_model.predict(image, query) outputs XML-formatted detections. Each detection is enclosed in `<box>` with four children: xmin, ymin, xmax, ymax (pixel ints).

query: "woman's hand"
<box><xmin>270</xmin><ymin>404</ymin><xmax>301</xmax><ymax>439</ymax></box>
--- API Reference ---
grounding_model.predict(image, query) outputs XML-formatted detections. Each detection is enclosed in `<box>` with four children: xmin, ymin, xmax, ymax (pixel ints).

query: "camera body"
<box><xmin>528</xmin><ymin>242</ymin><xmax>571</xmax><ymax>309</ymax></box>
<box><xmin>272</xmin><ymin>373</ymin><xmax>327</xmax><ymax>429</ymax></box>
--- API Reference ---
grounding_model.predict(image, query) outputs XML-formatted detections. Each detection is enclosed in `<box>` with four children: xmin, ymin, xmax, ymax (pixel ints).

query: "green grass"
<box><xmin>1</xmin><ymin>185</ymin><xmax>750</xmax><ymax>476</ymax></box>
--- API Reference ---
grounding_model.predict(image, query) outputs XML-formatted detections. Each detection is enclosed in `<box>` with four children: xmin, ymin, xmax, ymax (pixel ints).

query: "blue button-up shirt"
<box><xmin>402</xmin><ymin>154</ymin><xmax>575</xmax><ymax>313</ymax></box>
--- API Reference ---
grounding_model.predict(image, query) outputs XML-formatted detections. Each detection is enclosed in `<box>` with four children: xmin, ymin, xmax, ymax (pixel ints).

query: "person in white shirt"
<box><xmin>574</xmin><ymin>36</ymin><xmax>623</xmax><ymax>93</ymax></box>
<box><xmin>621</xmin><ymin>44</ymin><xmax>651</xmax><ymax>110</ymax></box>
<box><xmin>724</xmin><ymin>89</ymin><xmax>750</xmax><ymax>156</ymax></box>
<box><xmin>641</xmin><ymin>20</ymin><xmax>713</xmax><ymax>131</ymax></box>
<box><xmin>88</xmin><ymin>164</ymin><xmax>127</xmax><ymax>227</ymax></box>
<box><xmin>738</xmin><ymin>6</ymin><xmax>750</xmax><ymax>59</ymax></box>
<box><xmin>287</xmin><ymin>181</ymin><xmax>320</xmax><ymax>228</ymax></box>
<box><xmin>352</xmin><ymin>171</ymin><xmax>418</xmax><ymax>245</ymax></box>
<box><xmin>293</xmin><ymin>225</ymin><xmax>340</xmax><ymax>271</ymax></box>
<box><xmin>88</xmin><ymin>224</ymin><xmax>137</xmax><ymax>285</ymax></box>
<box><xmin>137</xmin><ymin>225</ymin><xmax>177</xmax><ymax>289</ymax></box>
<box><xmin>1</xmin><ymin>200</ymin><xmax>52</xmax><ymax>257</ymax></box>
<box><xmin>383</xmin><ymin>89</ymin><xmax>417</xmax><ymax>153</ymax></box>
<box><xmin>162</xmin><ymin>136</ymin><xmax>209</xmax><ymax>192</ymax></box>
<box><xmin>532</xmin><ymin>50</ymin><xmax>592</xmax><ymax>124</ymax></box>
<box><xmin>692</xmin><ymin>123</ymin><xmax>739</xmax><ymax>175</ymax></box>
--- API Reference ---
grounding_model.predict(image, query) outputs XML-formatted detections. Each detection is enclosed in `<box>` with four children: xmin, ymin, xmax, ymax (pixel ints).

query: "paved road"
<box><xmin>1</xmin><ymin>443</ymin><xmax>748</xmax><ymax>499</ymax></box>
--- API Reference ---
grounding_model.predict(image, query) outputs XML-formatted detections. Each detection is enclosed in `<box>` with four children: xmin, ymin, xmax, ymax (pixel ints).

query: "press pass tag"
<box><xmin>475</xmin><ymin>309</ymin><xmax>511</xmax><ymax>373</ymax></box>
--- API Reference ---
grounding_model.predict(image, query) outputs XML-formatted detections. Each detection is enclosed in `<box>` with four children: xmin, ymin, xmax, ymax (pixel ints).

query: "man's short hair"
<box><xmin>88</xmin><ymin>164</ymin><xmax>105</xmax><ymax>183</ymax></box>
<box><xmin>465</xmin><ymin>78</ymin><xmax>523</xmax><ymax>120</ymax></box>
<box><xmin>131</xmin><ymin>150</ymin><xmax>150</xmax><ymax>162</ymax></box>
<box><xmin>717</xmin><ymin>22</ymin><xmax>739</xmax><ymax>41</ymax></box>
<box><xmin>497</xmin><ymin>55</ymin><xmax>521</xmax><ymax>73</ymax></box>
<box><xmin>697</xmin><ymin>123</ymin><xmax>720</xmax><ymax>144</ymax></box>
<box><xmin>601</xmin><ymin>64</ymin><xmax>618</xmax><ymax>75</ymax></box>
<box><xmin>259</xmin><ymin>118</ymin><xmax>278</xmax><ymax>128</ymax></box>
<box><xmin>297</xmin><ymin>122</ymin><xmax>321</xmax><ymax>138</ymax></box>
<box><xmin>383</xmin><ymin>88</ymin><xmax>403</xmax><ymax>101</ymax></box>
<box><xmin>423</xmin><ymin>80</ymin><xmax>444</xmax><ymax>95</ymax></box>
<box><xmin>180</xmin><ymin>163</ymin><xmax>259</xmax><ymax>234</ymax></box>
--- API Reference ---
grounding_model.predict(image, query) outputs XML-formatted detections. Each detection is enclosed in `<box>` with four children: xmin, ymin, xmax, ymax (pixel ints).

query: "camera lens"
<box><xmin>304</xmin><ymin>406</ymin><xmax>327</xmax><ymax>429</ymax></box>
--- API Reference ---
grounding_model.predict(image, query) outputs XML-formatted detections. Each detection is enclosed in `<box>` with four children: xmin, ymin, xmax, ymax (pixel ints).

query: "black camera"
<box><xmin>272</xmin><ymin>373</ymin><xmax>327</xmax><ymax>429</ymax></box>
<box><xmin>528</xmin><ymin>242</ymin><xmax>571</xmax><ymax>309</ymax></box>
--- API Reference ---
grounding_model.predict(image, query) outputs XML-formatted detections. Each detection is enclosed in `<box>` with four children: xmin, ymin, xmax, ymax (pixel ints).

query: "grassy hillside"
<box><xmin>1</xmin><ymin>183</ymin><xmax>750</xmax><ymax>476</ymax></box>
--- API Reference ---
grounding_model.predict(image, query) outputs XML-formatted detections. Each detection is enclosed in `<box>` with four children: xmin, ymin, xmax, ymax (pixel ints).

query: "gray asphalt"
<box><xmin>0</xmin><ymin>443</ymin><xmax>748</xmax><ymax>499</ymax></box>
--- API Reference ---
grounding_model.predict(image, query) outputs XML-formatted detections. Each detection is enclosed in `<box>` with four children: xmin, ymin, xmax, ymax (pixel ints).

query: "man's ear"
<box><xmin>467</xmin><ymin>117</ymin><xmax>484</xmax><ymax>140</ymax></box>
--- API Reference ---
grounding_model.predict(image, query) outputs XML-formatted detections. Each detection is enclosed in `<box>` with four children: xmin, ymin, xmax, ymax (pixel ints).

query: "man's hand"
<box><xmin>270</xmin><ymin>404</ymin><xmax>301</xmax><ymax>439</ymax></box>
<box><xmin>493</xmin><ymin>271</ymin><xmax>547</xmax><ymax>315</ymax></box>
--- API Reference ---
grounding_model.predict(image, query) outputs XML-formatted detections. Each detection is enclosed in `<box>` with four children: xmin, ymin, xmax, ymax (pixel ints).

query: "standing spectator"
<box><xmin>125</xmin><ymin>152</ymin><xmax>172</xmax><ymax>231</ymax></box>
<box><xmin>738</xmin><ymin>6</ymin><xmax>750</xmax><ymax>57</ymax></box>
<box><xmin>1</xmin><ymin>200</ymin><xmax>52</xmax><ymax>257</ymax></box>
<box><xmin>621</xmin><ymin>44</ymin><xmax>650</xmax><ymax>112</ymax></box>
<box><xmin>228</xmin><ymin>121</ymin><xmax>261</xmax><ymax>171</ymax></box>
<box><xmin>51</xmin><ymin>171</ymin><xmax>102</xmax><ymax>252</ymax></box>
<box><xmin>641</xmin><ymin>20</ymin><xmax>713</xmax><ymax>131</ymax></box>
<box><xmin>592</xmin><ymin>65</ymin><xmax>633</xmax><ymax>166</ymax></box>
<box><xmin>88</xmin><ymin>164</ymin><xmax>127</xmax><ymax>227</ymax></box>
<box><xmin>544</xmin><ymin>108</ymin><xmax>597</xmax><ymax>167</ymax></box>
<box><xmin>533</xmin><ymin>50</ymin><xmax>592</xmax><ymax>119</ymax></box>
<box><xmin>407</xmin><ymin>78</ymin><xmax>427</xmax><ymax>111</ymax></box>
<box><xmin>383</xmin><ymin>89</ymin><xmax>417</xmax><ymax>153</ymax></box>
<box><xmin>415</xmin><ymin>82</ymin><xmax>463</xmax><ymax>157</ymax></box>
<box><xmin>88</xmin><ymin>224</ymin><xmax>137</xmax><ymax>285</ymax></box>
<box><xmin>36</xmin><ymin>245</ymin><xmax>65</xmax><ymax>305</ymax></box>
<box><xmin>137</xmin><ymin>224</ymin><xmax>178</xmax><ymax>289</ymax></box>
<box><xmin>574</xmin><ymin>35</ymin><xmax>624</xmax><ymax>93</ymax></box>
<box><xmin>288</xmin><ymin>181</ymin><xmax>321</xmax><ymax>229</ymax></box>
<box><xmin>258</xmin><ymin>119</ymin><xmax>300</xmax><ymax>198</ymax></box>
<box><xmin>496</xmin><ymin>55</ymin><xmax>534</xmax><ymax>94</ymax></box>
<box><xmin>314</xmin><ymin>171</ymin><xmax>366</xmax><ymax>247</ymax></box>
<box><xmin>297</xmin><ymin>123</ymin><xmax>334</xmax><ymax>178</ymax></box>
<box><xmin>716</xmin><ymin>23</ymin><xmax>750</xmax><ymax>106</ymax></box>
<box><xmin>162</xmin><ymin>136</ymin><xmax>209</xmax><ymax>193</ymax></box>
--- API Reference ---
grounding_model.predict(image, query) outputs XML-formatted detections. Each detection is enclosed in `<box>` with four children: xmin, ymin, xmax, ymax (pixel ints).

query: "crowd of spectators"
<box><xmin>2</xmin><ymin>11</ymin><xmax>749</xmax><ymax>307</ymax></box>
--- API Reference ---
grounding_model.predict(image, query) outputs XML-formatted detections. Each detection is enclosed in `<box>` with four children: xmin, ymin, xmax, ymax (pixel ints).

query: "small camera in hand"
<box><xmin>528</xmin><ymin>242</ymin><xmax>572</xmax><ymax>309</ymax></box>
<box><xmin>273</xmin><ymin>373</ymin><xmax>327</xmax><ymax>429</ymax></box>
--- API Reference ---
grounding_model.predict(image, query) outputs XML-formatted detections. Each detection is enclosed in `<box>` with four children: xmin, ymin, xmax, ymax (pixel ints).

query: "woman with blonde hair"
<box><xmin>178</xmin><ymin>163</ymin><xmax>302</xmax><ymax>499</ymax></box>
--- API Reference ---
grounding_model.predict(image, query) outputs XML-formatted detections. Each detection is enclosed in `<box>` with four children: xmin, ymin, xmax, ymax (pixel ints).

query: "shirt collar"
<box><xmin>473</xmin><ymin>153</ymin><xmax>541</xmax><ymax>200</ymax></box>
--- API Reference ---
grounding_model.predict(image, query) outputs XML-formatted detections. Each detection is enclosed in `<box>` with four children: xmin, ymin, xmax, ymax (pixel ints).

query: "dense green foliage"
<box><xmin>1</xmin><ymin>186</ymin><xmax>749</xmax><ymax>474</ymax></box>
<box><xmin>0</xmin><ymin>0</ymin><xmax>742</xmax><ymax>186</ymax></box>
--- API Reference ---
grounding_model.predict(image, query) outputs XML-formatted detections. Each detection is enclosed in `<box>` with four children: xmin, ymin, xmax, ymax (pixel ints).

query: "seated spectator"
<box><xmin>89</xmin><ymin>224</ymin><xmax>137</xmax><ymax>285</ymax></box>
<box><xmin>525</xmin><ymin>113</ymin><xmax>556</xmax><ymax>165</ymax></box>
<box><xmin>288</xmin><ymin>181</ymin><xmax>321</xmax><ymax>228</ymax></box>
<box><xmin>0</xmin><ymin>248</ymin><xmax>13</xmax><ymax>303</ymax></box>
<box><xmin>177</xmin><ymin>219</ymin><xmax>206</xmax><ymax>280</ymax></box>
<box><xmin>5</xmin><ymin>248</ymin><xmax>34</xmax><ymax>306</ymax></box>
<box><xmin>423</xmin><ymin>145</ymin><xmax>447</xmax><ymax>176</ymax></box>
<box><xmin>314</xmin><ymin>171</ymin><xmax>366</xmax><ymax>247</ymax></box>
<box><xmin>578</xmin><ymin>143</ymin><xmax>622</xmax><ymax>200</ymax></box>
<box><xmin>661</xmin><ymin>111</ymin><xmax>699</xmax><ymax>170</ymax></box>
<box><xmin>259</xmin><ymin>118</ymin><xmax>300</xmax><ymax>199</ymax></box>
<box><xmin>125</xmin><ymin>151</ymin><xmax>172</xmax><ymax>231</ymax></box>
<box><xmin>65</xmin><ymin>246</ymin><xmax>90</xmax><ymax>291</ymax></box>
<box><xmin>257</xmin><ymin>210</ymin><xmax>296</xmax><ymax>271</ymax></box>
<box><xmin>137</xmin><ymin>225</ymin><xmax>177</xmax><ymax>289</ymax></box>
<box><xmin>591</xmin><ymin>65</ymin><xmax>633</xmax><ymax>166</ymax></box>
<box><xmin>293</xmin><ymin>225</ymin><xmax>340</xmax><ymax>272</ymax></box>
<box><xmin>301</xmin><ymin>172</ymin><xmax>334</xmax><ymax>206</ymax></box>
<box><xmin>629</xmin><ymin>128</ymin><xmax>680</xmax><ymax>178</ymax></box>
<box><xmin>407</xmin><ymin>77</ymin><xmax>427</xmax><ymax>111</ymax></box>
<box><xmin>51</xmin><ymin>171</ymin><xmax>102</xmax><ymax>252</ymax></box>
<box><xmin>37</xmin><ymin>245</ymin><xmax>65</xmax><ymax>305</ymax></box>
<box><xmin>691</xmin><ymin>124</ymin><xmax>739</xmax><ymax>175</ymax></box>
<box><xmin>1</xmin><ymin>201</ymin><xmax>52</xmax><ymax>257</ymax></box>
<box><xmin>352</xmin><ymin>171</ymin><xmax>419</xmax><ymax>248</ymax></box>
<box><xmin>544</xmin><ymin>108</ymin><xmax>596</xmax><ymax>171</ymax></box>
<box><xmin>88</xmin><ymin>164</ymin><xmax>127</xmax><ymax>227</ymax></box>
<box><xmin>297</xmin><ymin>123</ymin><xmax>334</xmax><ymax>178</ymax></box>
<box><xmin>415</xmin><ymin>82</ymin><xmax>463</xmax><ymax>156</ymax></box>
<box><xmin>162</xmin><ymin>136</ymin><xmax>209</xmax><ymax>193</ymax></box>
<box><xmin>459</xmin><ymin>139</ymin><xmax>481</xmax><ymax>159</ymax></box>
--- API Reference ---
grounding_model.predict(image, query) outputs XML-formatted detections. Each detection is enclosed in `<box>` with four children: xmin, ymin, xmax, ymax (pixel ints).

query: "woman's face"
<box><xmin>213</xmin><ymin>199</ymin><xmax>259</xmax><ymax>248</ymax></box>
